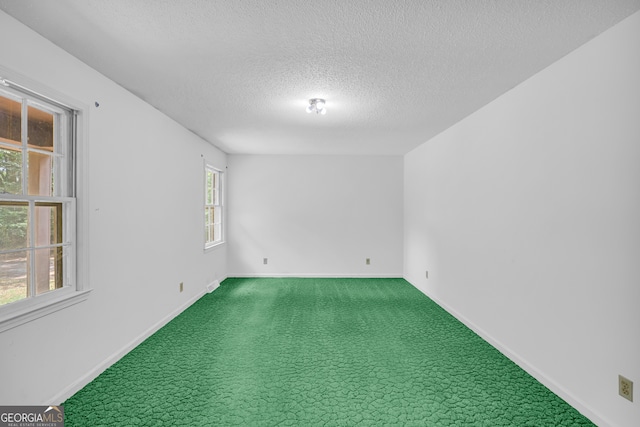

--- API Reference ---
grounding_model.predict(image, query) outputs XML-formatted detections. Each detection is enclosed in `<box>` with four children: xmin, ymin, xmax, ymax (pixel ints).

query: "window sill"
<box><xmin>0</xmin><ymin>289</ymin><xmax>92</xmax><ymax>334</ymax></box>
<box><xmin>204</xmin><ymin>240</ymin><xmax>225</xmax><ymax>253</ymax></box>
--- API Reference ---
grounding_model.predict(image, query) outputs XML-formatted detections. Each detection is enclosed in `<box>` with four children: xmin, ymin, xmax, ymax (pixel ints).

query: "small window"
<box><xmin>204</xmin><ymin>165</ymin><xmax>223</xmax><ymax>248</ymax></box>
<box><xmin>1</xmin><ymin>75</ymin><xmax>85</xmax><ymax>330</ymax></box>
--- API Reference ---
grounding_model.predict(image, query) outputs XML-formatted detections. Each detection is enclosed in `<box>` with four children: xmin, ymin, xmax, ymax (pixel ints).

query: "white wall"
<box><xmin>228</xmin><ymin>155</ymin><xmax>403</xmax><ymax>277</ymax></box>
<box><xmin>0</xmin><ymin>11</ymin><xmax>227</xmax><ymax>404</ymax></box>
<box><xmin>2</xmin><ymin>5</ymin><xmax>638</xmax><ymax>424</ymax></box>
<box><xmin>404</xmin><ymin>11</ymin><xmax>640</xmax><ymax>427</ymax></box>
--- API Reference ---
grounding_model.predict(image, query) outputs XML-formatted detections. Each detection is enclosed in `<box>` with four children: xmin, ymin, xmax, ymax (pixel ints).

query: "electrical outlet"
<box><xmin>263</xmin><ymin>258</ymin><xmax>268</xmax><ymax>265</ymax></box>
<box><xmin>619</xmin><ymin>375</ymin><xmax>633</xmax><ymax>402</ymax></box>
<box><xmin>366</xmin><ymin>258</ymin><xmax>370</xmax><ymax>265</ymax></box>
<box><xmin>179</xmin><ymin>282</ymin><xmax>184</xmax><ymax>293</ymax></box>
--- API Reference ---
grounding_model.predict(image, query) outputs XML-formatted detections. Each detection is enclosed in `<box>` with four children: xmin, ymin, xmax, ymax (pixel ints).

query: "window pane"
<box><xmin>206</xmin><ymin>170</ymin><xmax>214</xmax><ymax>205</ymax></box>
<box><xmin>0</xmin><ymin>95</ymin><xmax>21</xmax><ymax>145</ymax></box>
<box><xmin>204</xmin><ymin>167</ymin><xmax>222</xmax><ymax>247</ymax></box>
<box><xmin>27</xmin><ymin>105</ymin><xmax>54</xmax><ymax>151</ymax></box>
<box><xmin>0</xmin><ymin>146</ymin><xmax>23</xmax><ymax>194</ymax></box>
<box><xmin>213</xmin><ymin>224</ymin><xmax>222</xmax><ymax>242</ymax></box>
<box><xmin>34</xmin><ymin>246</ymin><xmax>63</xmax><ymax>296</ymax></box>
<box><xmin>0</xmin><ymin>251</ymin><xmax>28</xmax><ymax>306</ymax></box>
<box><xmin>205</xmin><ymin>206</ymin><xmax>215</xmax><ymax>243</ymax></box>
<box><xmin>0</xmin><ymin>81</ymin><xmax>76</xmax><ymax>312</ymax></box>
<box><xmin>0</xmin><ymin>203</ymin><xmax>28</xmax><ymax>251</ymax></box>
<box><xmin>213</xmin><ymin>205</ymin><xmax>222</xmax><ymax>225</ymax></box>
<box><xmin>35</xmin><ymin>203</ymin><xmax>63</xmax><ymax>245</ymax></box>
<box><xmin>27</xmin><ymin>151</ymin><xmax>53</xmax><ymax>196</ymax></box>
<box><xmin>212</xmin><ymin>172</ymin><xmax>219</xmax><ymax>205</ymax></box>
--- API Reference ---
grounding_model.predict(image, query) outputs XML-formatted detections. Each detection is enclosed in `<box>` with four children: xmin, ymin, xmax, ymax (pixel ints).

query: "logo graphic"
<box><xmin>0</xmin><ymin>405</ymin><xmax>64</xmax><ymax>427</ymax></box>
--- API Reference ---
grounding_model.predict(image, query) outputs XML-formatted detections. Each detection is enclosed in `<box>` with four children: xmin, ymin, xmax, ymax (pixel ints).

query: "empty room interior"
<box><xmin>0</xmin><ymin>1</ymin><xmax>639</xmax><ymax>426</ymax></box>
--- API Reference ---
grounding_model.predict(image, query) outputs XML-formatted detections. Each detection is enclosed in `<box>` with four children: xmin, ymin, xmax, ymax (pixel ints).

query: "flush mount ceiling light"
<box><xmin>306</xmin><ymin>98</ymin><xmax>327</xmax><ymax>115</ymax></box>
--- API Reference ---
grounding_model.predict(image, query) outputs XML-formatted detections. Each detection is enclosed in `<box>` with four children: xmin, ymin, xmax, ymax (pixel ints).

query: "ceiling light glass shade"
<box><xmin>307</xmin><ymin>98</ymin><xmax>327</xmax><ymax>115</ymax></box>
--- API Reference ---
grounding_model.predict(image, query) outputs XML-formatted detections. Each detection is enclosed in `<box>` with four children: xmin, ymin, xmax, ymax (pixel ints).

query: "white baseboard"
<box><xmin>51</xmin><ymin>276</ymin><xmax>607</xmax><ymax>425</ymax></box>
<box><xmin>405</xmin><ymin>279</ymin><xmax>610</xmax><ymax>427</ymax></box>
<box><xmin>49</xmin><ymin>288</ymin><xmax>208</xmax><ymax>405</ymax></box>
<box><xmin>227</xmin><ymin>273</ymin><xmax>402</xmax><ymax>278</ymax></box>
<box><xmin>206</xmin><ymin>279</ymin><xmax>220</xmax><ymax>293</ymax></box>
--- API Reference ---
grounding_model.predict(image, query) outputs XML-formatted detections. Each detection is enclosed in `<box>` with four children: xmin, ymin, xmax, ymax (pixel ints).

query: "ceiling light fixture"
<box><xmin>306</xmin><ymin>98</ymin><xmax>327</xmax><ymax>115</ymax></box>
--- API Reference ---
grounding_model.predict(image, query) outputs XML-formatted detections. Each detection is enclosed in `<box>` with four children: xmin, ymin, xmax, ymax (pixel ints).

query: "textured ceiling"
<box><xmin>1</xmin><ymin>0</ymin><xmax>639</xmax><ymax>155</ymax></box>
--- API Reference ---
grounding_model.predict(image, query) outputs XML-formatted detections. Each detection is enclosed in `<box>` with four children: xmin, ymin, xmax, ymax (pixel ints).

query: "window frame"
<box><xmin>0</xmin><ymin>69</ymin><xmax>90</xmax><ymax>333</ymax></box>
<box><xmin>204</xmin><ymin>163</ymin><xmax>224</xmax><ymax>249</ymax></box>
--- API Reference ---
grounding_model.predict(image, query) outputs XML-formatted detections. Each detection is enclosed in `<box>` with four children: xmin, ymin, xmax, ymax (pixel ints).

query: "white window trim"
<box><xmin>204</xmin><ymin>162</ymin><xmax>224</xmax><ymax>250</ymax></box>
<box><xmin>0</xmin><ymin>67</ymin><xmax>91</xmax><ymax>333</ymax></box>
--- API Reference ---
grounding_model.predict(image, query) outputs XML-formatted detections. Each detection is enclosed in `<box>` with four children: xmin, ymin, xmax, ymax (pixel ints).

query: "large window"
<box><xmin>204</xmin><ymin>165</ymin><xmax>223</xmax><ymax>248</ymax></box>
<box><xmin>0</xmin><ymin>77</ymin><xmax>79</xmax><ymax>321</ymax></box>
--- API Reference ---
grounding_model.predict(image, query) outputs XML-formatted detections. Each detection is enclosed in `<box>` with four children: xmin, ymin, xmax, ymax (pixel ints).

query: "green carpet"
<box><xmin>63</xmin><ymin>278</ymin><xmax>594</xmax><ymax>426</ymax></box>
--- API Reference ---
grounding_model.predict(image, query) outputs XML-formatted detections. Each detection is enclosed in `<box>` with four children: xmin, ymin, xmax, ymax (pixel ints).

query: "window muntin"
<box><xmin>204</xmin><ymin>165</ymin><xmax>223</xmax><ymax>247</ymax></box>
<box><xmin>0</xmin><ymin>83</ymin><xmax>75</xmax><ymax>309</ymax></box>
